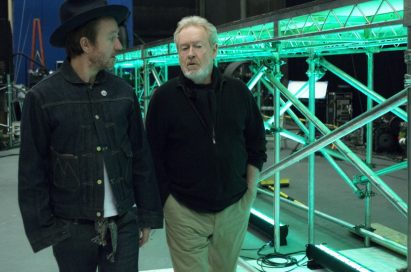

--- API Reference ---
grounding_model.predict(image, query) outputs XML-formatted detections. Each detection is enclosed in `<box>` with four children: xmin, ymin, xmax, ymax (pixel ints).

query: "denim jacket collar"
<box><xmin>60</xmin><ymin>59</ymin><xmax>108</xmax><ymax>85</ymax></box>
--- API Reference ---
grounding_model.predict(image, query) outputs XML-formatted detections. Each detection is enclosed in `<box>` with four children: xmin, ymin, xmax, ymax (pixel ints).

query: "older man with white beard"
<box><xmin>146</xmin><ymin>16</ymin><xmax>267</xmax><ymax>272</ymax></box>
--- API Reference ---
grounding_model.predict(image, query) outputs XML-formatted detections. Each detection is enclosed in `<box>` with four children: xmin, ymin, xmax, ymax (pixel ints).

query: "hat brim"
<box><xmin>50</xmin><ymin>5</ymin><xmax>129</xmax><ymax>47</ymax></box>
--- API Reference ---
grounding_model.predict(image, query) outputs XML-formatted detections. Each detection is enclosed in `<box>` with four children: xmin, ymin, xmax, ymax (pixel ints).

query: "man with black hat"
<box><xmin>18</xmin><ymin>1</ymin><xmax>163</xmax><ymax>271</ymax></box>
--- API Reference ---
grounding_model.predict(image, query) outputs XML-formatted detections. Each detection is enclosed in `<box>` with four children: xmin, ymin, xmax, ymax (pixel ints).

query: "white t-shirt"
<box><xmin>103</xmin><ymin>162</ymin><xmax>118</xmax><ymax>218</ymax></box>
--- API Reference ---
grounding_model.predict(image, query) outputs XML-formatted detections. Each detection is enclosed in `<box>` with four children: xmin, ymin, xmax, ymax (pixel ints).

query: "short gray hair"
<box><xmin>174</xmin><ymin>16</ymin><xmax>218</xmax><ymax>47</ymax></box>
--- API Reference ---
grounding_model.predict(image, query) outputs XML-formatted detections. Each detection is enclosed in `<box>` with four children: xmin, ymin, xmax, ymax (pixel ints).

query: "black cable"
<box><xmin>258</xmin><ymin>249</ymin><xmax>308</xmax><ymax>271</ymax></box>
<box><xmin>257</xmin><ymin>252</ymin><xmax>298</xmax><ymax>268</ymax></box>
<box><xmin>257</xmin><ymin>241</ymin><xmax>272</xmax><ymax>256</ymax></box>
<box><xmin>241</xmin><ymin>240</ymin><xmax>309</xmax><ymax>272</ymax></box>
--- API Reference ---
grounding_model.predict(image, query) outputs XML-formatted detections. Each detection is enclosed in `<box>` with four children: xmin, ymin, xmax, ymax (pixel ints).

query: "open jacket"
<box><xmin>146</xmin><ymin>67</ymin><xmax>267</xmax><ymax>212</ymax></box>
<box><xmin>18</xmin><ymin>61</ymin><xmax>163</xmax><ymax>252</ymax></box>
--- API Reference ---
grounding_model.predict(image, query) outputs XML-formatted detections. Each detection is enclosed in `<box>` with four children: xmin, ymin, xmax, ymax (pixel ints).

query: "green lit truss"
<box><xmin>115</xmin><ymin>0</ymin><xmax>406</xmax><ymax>67</ymax></box>
<box><xmin>115</xmin><ymin>0</ymin><xmax>409</xmax><ymax>261</ymax></box>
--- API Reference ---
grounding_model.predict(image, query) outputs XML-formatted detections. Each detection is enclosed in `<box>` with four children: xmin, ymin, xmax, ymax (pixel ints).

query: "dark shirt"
<box><xmin>191</xmin><ymin>83</ymin><xmax>214</xmax><ymax>136</ymax></box>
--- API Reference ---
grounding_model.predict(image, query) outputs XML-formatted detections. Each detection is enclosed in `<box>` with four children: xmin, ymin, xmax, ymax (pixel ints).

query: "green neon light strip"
<box><xmin>219</xmin><ymin>23</ymin><xmax>274</xmax><ymax>47</ymax></box>
<box><xmin>316</xmin><ymin>244</ymin><xmax>372</xmax><ymax>272</ymax></box>
<box><xmin>115</xmin><ymin>0</ymin><xmax>406</xmax><ymax>68</ymax></box>
<box><xmin>250</xmin><ymin>208</ymin><xmax>274</xmax><ymax>225</ymax></box>
<box><xmin>280</xmin><ymin>0</ymin><xmax>403</xmax><ymax>37</ymax></box>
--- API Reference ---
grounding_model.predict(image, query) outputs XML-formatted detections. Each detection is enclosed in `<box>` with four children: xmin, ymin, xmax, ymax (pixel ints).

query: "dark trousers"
<box><xmin>52</xmin><ymin>210</ymin><xmax>139</xmax><ymax>272</ymax></box>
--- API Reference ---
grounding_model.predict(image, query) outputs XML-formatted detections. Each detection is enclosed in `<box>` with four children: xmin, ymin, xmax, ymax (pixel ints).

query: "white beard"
<box><xmin>183</xmin><ymin>61</ymin><xmax>214</xmax><ymax>84</ymax></box>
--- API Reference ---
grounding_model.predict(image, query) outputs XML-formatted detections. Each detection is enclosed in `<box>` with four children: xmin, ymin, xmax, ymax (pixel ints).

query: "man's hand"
<box><xmin>139</xmin><ymin>228</ymin><xmax>151</xmax><ymax>247</ymax></box>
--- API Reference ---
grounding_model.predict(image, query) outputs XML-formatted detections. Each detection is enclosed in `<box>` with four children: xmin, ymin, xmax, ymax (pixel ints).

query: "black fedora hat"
<box><xmin>50</xmin><ymin>0</ymin><xmax>130</xmax><ymax>47</ymax></box>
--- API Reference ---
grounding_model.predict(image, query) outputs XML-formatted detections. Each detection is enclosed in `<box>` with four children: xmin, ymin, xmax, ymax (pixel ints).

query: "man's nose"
<box><xmin>115</xmin><ymin>38</ymin><xmax>123</xmax><ymax>51</ymax></box>
<box><xmin>188</xmin><ymin>46</ymin><xmax>195</xmax><ymax>56</ymax></box>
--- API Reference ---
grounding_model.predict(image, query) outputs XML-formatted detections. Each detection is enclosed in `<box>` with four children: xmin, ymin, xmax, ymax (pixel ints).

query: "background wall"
<box><xmin>12</xmin><ymin>0</ymin><xmax>133</xmax><ymax>85</ymax></box>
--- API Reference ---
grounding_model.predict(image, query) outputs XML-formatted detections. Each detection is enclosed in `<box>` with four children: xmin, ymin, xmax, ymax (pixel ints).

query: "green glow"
<box><xmin>114</xmin><ymin>60</ymin><xmax>143</xmax><ymax>69</ymax></box>
<box><xmin>144</xmin><ymin>43</ymin><xmax>177</xmax><ymax>58</ymax></box>
<box><xmin>280</xmin><ymin>0</ymin><xmax>403</xmax><ymax>37</ymax></box>
<box><xmin>251</xmin><ymin>208</ymin><xmax>274</xmax><ymax>225</ymax></box>
<box><xmin>316</xmin><ymin>244</ymin><xmax>372</xmax><ymax>272</ymax></box>
<box><xmin>356</xmin><ymin>161</ymin><xmax>408</xmax><ymax>183</ymax></box>
<box><xmin>279</xmin><ymin>130</ymin><xmax>306</xmax><ymax>144</ymax></box>
<box><xmin>219</xmin><ymin>23</ymin><xmax>274</xmax><ymax>47</ymax></box>
<box><xmin>115</xmin><ymin>0</ymin><xmax>406</xmax><ymax>68</ymax></box>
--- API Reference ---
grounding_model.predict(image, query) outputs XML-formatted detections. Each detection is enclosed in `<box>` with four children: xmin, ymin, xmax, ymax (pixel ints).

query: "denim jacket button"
<box><xmin>95</xmin><ymin>115</ymin><xmax>100</xmax><ymax>120</ymax></box>
<box><xmin>96</xmin><ymin>146</ymin><xmax>102</xmax><ymax>152</ymax></box>
<box><xmin>97</xmin><ymin>179</ymin><xmax>102</xmax><ymax>185</ymax></box>
<box><xmin>96</xmin><ymin>212</ymin><xmax>102</xmax><ymax>217</ymax></box>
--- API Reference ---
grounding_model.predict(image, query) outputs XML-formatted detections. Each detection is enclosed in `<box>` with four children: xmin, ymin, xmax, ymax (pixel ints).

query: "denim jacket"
<box><xmin>18</xmin><ymin>61</ymin><xmax>163</xmax><ymax>252</ymax></box>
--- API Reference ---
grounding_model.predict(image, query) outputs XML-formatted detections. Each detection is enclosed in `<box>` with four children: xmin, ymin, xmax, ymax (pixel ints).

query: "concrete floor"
<box><xmin>0</xmin><ymin>136</ymin><xmax>407</xmax><ymax>271</ymax></box>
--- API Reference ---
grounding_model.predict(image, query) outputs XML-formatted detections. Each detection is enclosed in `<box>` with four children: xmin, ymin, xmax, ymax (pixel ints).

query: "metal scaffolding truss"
<box><xmin>116</xmin><ymin>0</ymin><xmax>406</xmax><ymax>68</ymax></box>
<box><xmin>114</xmin><ymin>0</ymin><xmax>410</xmax><ymax>268</ymax></box>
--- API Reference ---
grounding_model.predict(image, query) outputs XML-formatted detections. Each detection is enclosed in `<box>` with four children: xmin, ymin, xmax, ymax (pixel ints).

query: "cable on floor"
<box><xmin>241</xmin><ymin>241</ymin><xmax>308</xmax><ymax>272</ymax></box>
<box><xmin>257</xmin><ymin>252</ymin><xmax>307</xmax><ymax>271</ymax></box>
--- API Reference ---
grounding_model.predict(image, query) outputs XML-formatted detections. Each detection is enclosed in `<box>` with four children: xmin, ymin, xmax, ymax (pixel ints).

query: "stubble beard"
<box><xmin>90</xmin><ymin>53</ymin><xmax>115</xmax><ymax>71</ymax></box>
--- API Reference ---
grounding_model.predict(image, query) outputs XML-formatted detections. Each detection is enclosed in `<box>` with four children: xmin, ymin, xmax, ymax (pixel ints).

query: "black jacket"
<box><xmin>146</xmin><ymin>68</ymin><xmax>267</xmax><ymax>212</ymax></box>
<box><xmin>18</xmin><ymin>61</ymin><xmax>163</xmax><ymax>252</ymax></box>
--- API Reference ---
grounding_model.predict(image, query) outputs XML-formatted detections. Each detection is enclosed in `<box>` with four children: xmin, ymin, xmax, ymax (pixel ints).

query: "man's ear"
<box><xmin>212</xmin><ymin>43</ymin><xmax>218</xmax><ymax>58</ymax></box>
<box><xmin>80</xmin><ymin>37</ymin><xmax>90</xmax><ymax>53</ymax></box>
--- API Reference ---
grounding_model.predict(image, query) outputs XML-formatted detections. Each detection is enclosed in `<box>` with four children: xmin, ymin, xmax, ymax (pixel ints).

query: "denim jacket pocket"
<box><xmin>51</xmin><ymin>148</ymin><xmax>80</xmax><ymax>192</ymax></box>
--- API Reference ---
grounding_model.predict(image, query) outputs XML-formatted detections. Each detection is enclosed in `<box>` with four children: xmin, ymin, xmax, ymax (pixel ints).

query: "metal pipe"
<box><xmin>267</xmin><ymin>76</ymin><xmax>406</xmax><ymax>172</ymax></box>
<box><xmin>257</xmin><ymin>72</ymin><xmax>308</xmax><ymax>133</ymax></box>
<box><xmin>257</xmin><ymin>188</ymin><xmax>407</xmax><ymax>256</ymax></box>
<box><xmin>164</xmin><ymin>62</ymin><xmax>168</xmax><ymax>86</ymax></box>
<box><xmin>151</xmin><ymin>67</ymin><xmax>163</xmax><ymax>87</ymax></box>
<box><xmin>273</xmin><ymin>60</ymin><xmax>282</xmax><ymax>251</ymax></box>
<box><xmin>356</xmin><ymin>161</ymin><xmax>408</xmax><ymax>183</ymax></box>
<box><xmin>404</xmin><ymin>0</ymin><xmax>411</xmax><ymax>266</ymax></box>
<box><xmin>276</xmin><ymin>120</ymin><xmax>349</xmax><ymax>163</ymax></box>
<box><xmin>262</xmin><ymin>75</ymin><xmax>408</xmax><ymax>216</ymax></box>
<box><xmin>364</xmin><ymin>51</ymin><xmax>374</xmax><ymax>247</ymax></box>
<box><xmin>143</xmin><ymin>61</ymin><xmax>150</xmax><ymax>116</ymax></box>
<box><xmin>279</xmin><ymin>129</ymin><xmax>305</xmax><ymax>144</ymax></box>
<box><xmin>320</xmin><ymin>58</ymin><xmax>407</xmax><ymax>121</ymax></box>
<box><xmin>267</xmin><ymin>80</ymin><xmax>312</xmax><ymax>127</ymax></box>
<box><xmin>198</xmin><ymin>0</ymin><xmax>206</xmax><ymax>17</ymax></box>
<box><xmin>320</xmin><ymin>151</ymin><xmax>361</xmax><ymax>195</ymax></box>
<box><xmin>134</xmin><ymin>67</ymin><xmax>139</xmax><ymax>97</ymax></box>
<box><xmin>260</xmin><ymin>75</ymin><xmax>348</xmax><ymax>163</ymax></box>
<box><xmin>321</xmin><ymin>148</ymin><xmax>348</xmax><ymax>162</ymax></box>
<box><xmin>260</xmin><ymin>71</ymin><xmax>397</xmax><ymax>203</ymax></box>
<box><xmin>136</xmin><ymin>68</ymin><xmax>144</xmax><ymax>104</ymax></box>
<box><xmin>260</xmin><ymin>70</ymin><xmax>370</xmax><ymax>198</ymax></box>
<box><xmin>279</xmin><ymin>81</ymin><xmax>309</xmax><ymax>115</ymax></box>
<box><xmin>240</xmin><ymin>0</ymin><xmax>246</xmax><ymax>19</ymax></box>
<box><xmin>307</xmin><ymin>55</ymin><xmax>316</xmax><ymax>244</ymax></box>
<box><xmin>257</xmin><ymin>80</ymin><xmax>261</xmax><ymax>109</ymax></box>
<box><xmin>7</xmin><ymin>74</ymin><xmax>12</xmax><ymax>148</ymax></box>
<box><xmin>246</xmin><ymin>66</ymin><xmax>266</xmax><ymax>90</ymax></box>
<box><xmin>8</xmin><ymin>0</ymin><xmax>12</xmax><ymax>29</ymax></box>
